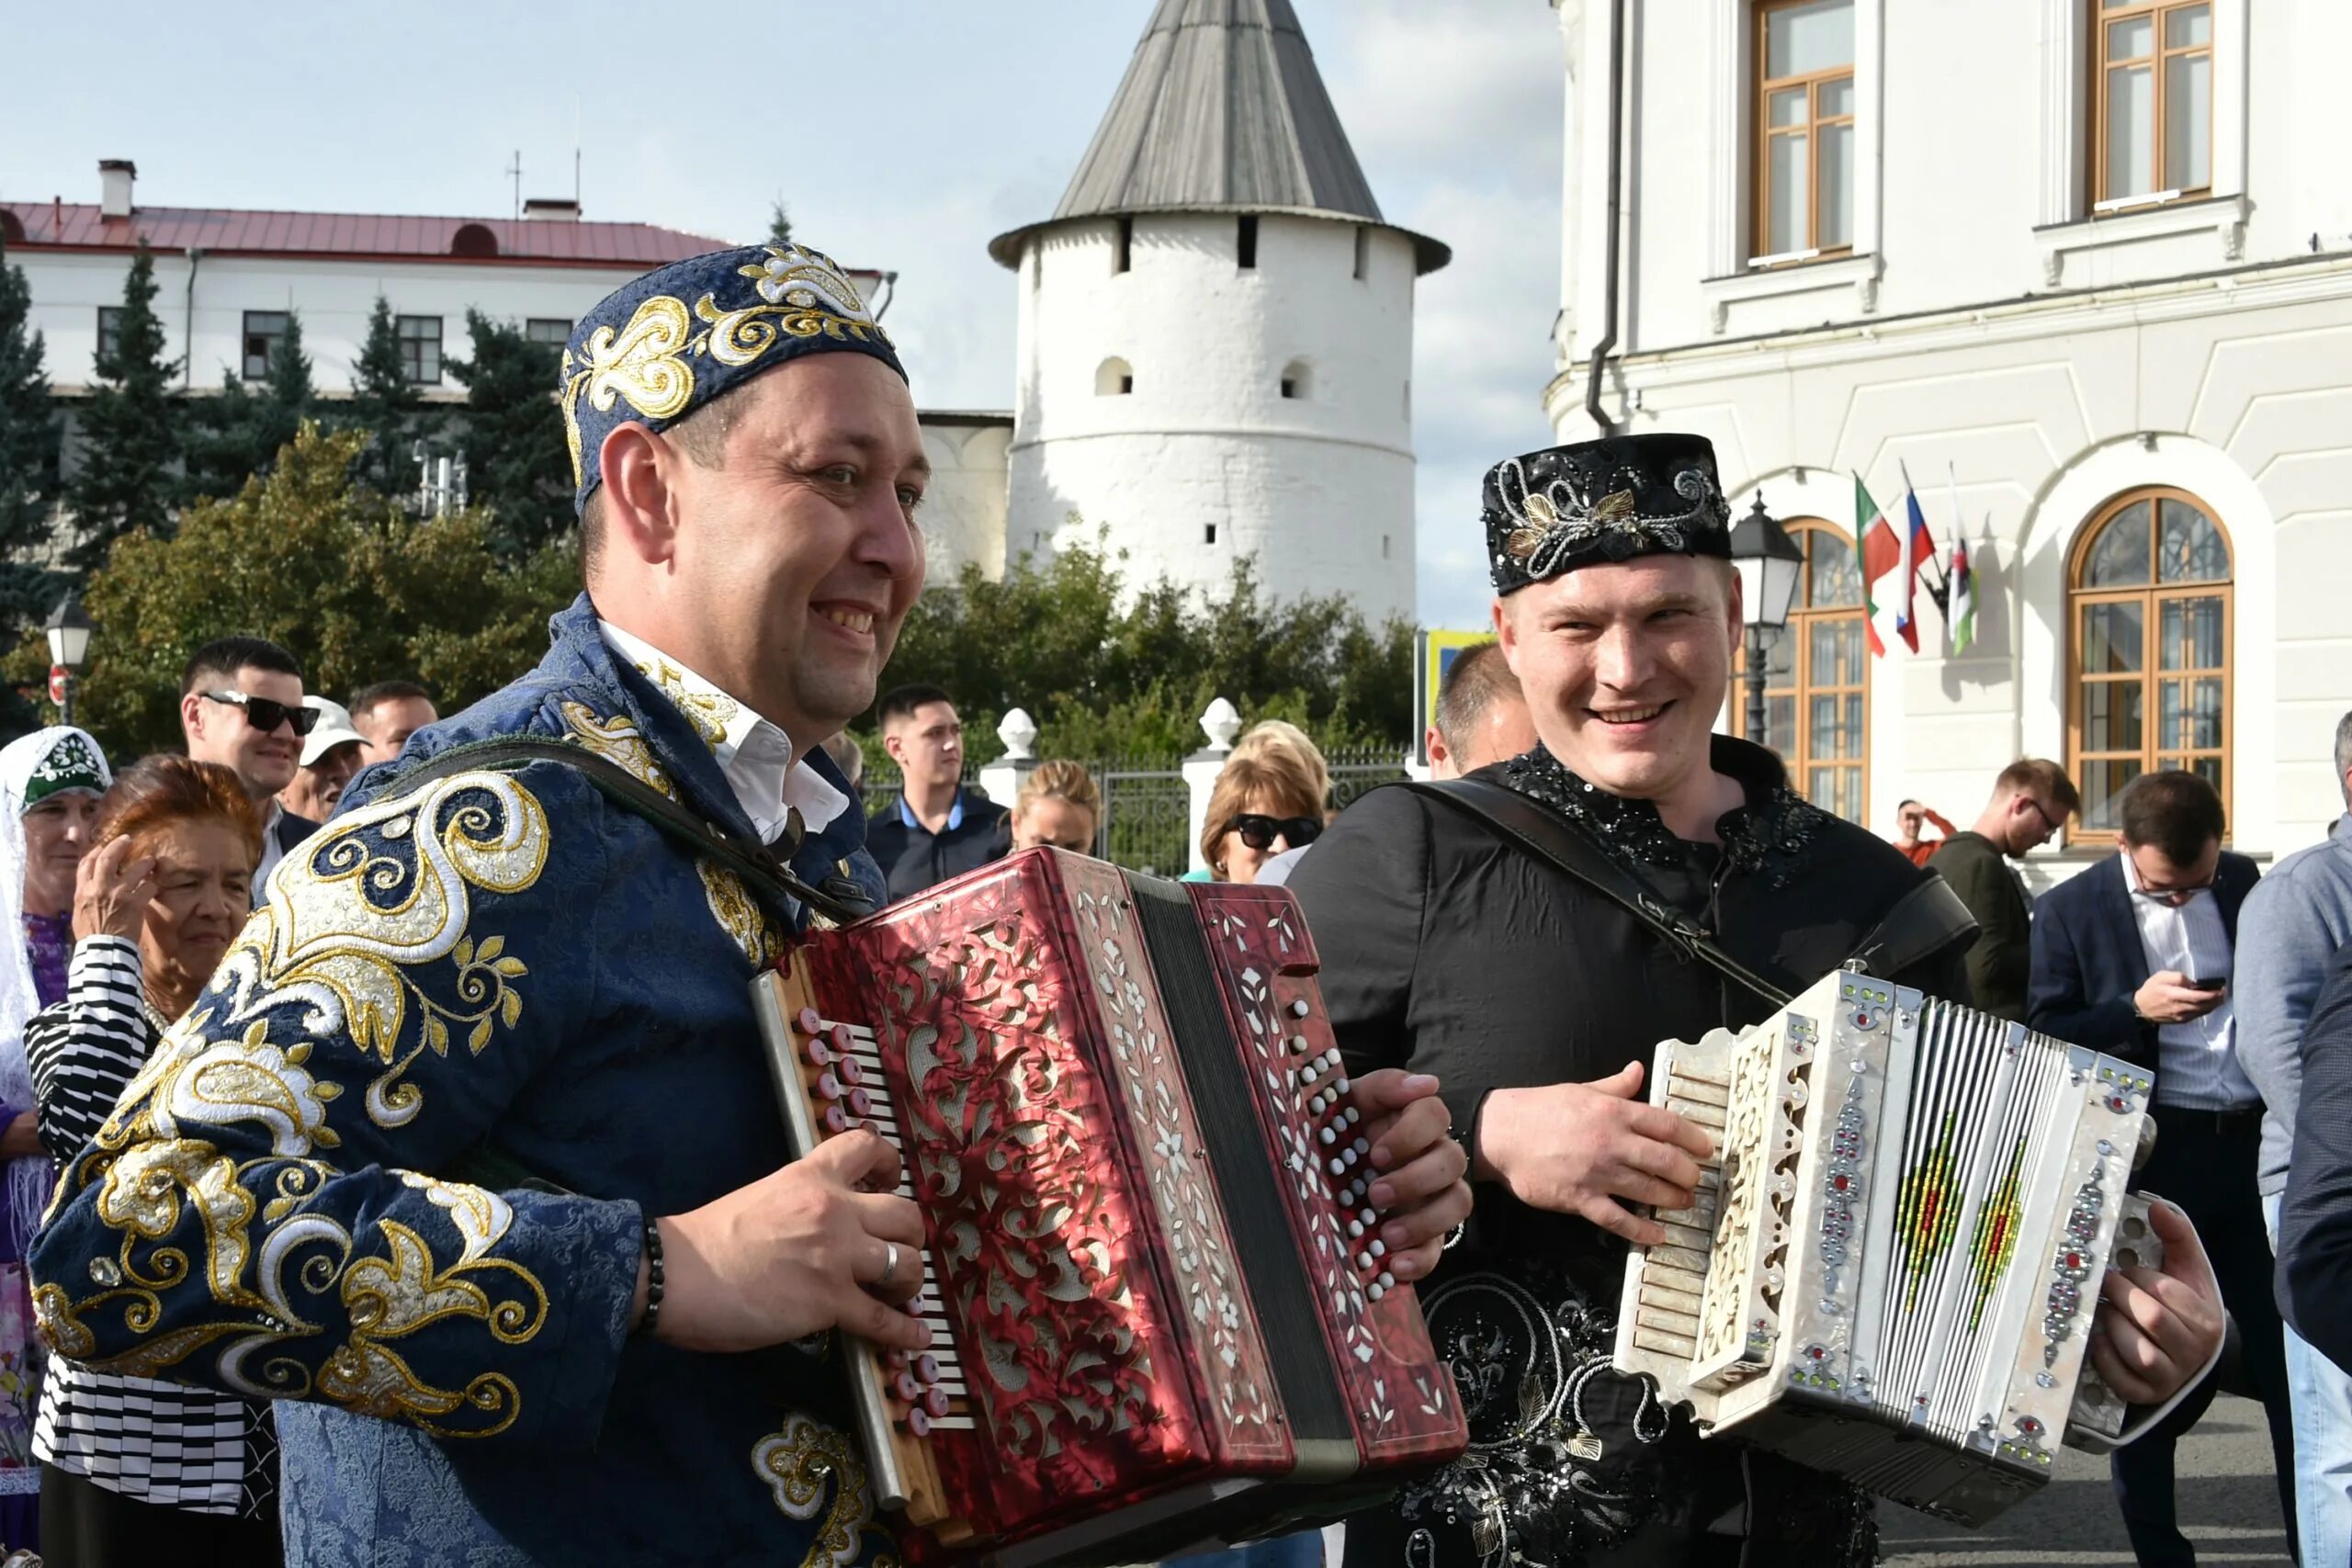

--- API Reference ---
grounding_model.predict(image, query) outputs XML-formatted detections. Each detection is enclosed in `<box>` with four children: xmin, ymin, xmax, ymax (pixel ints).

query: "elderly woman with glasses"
<box><xmin>25</xmin><ymin>756</ymin><xmax>280</xmax><ymax>1566</ymax></box>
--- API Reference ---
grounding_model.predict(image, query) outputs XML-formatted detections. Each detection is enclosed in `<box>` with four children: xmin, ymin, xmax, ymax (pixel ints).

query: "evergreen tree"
<box><xmin>766</xmin><ymin>199</ymin><xmax>793</xmax><ymax>247</ymax></box>
<box><xmin>0</xmin><ymin>234</ymin><xmax>64</xmax><ymax>620</ymax></box>
<box><xmin>184</xmin><ymin>308</ymin><xmax>314</xmax><ymax>502</ymax></box>
<box><xmin>345</xmin><ymin>294</ymin><xmax>423</xmax><ymax>500</ymax></box>
<box><xmin>447</xmin><ymin>310</ymin><xmax>570</xmax><ymax>556</ymax></box>
<box><xmin>65</xmin><ymin>247</ymin><xmax>181</xmax><ymax>570</ymax></box>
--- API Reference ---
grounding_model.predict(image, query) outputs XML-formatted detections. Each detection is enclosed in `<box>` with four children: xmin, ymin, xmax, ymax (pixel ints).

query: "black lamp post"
<box><xmin>1727</xmin><ymin>492</ymin><xmax>1804</xmax><ymax>751</ymax></box>
<box><xmin>44</xmin><ymin>589</ymin><xmax>94</xmax><ymax>729</ymax></box>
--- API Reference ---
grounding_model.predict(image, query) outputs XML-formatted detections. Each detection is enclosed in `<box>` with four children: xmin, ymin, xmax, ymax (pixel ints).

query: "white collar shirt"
<box><xmin>596</xmin><ymin>621</ymin><xmax>851</xmax><ymax>848</ymax></box>
<box><xmin>2119</xmin><ymin>849</ymin><xmax>2259</xmax><ymax>1111</ymax></box>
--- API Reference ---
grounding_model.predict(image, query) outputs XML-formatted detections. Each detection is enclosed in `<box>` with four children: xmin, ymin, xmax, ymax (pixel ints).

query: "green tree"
<box><xmin>65</xmin><ymin>247</ymin><xmax>181</xmax><ymax>570</ymax></box>
<box><xmin>765</xmin><ymin>199</ymin><xmax>792</xmax><ymax>247</ymax></box>
<box><xmin>0</xmin><ymin>233</ymin><xmax>64</xmax><ymax>622</ymax></box>
<box><xmin>345</xmin><ymin>294</ymin><xmax>424</xmax><ymax>500</ymax></box>
<box><xmin>874</xmin><ymin>536</ymin><xmax>1413</xmax><ymax>764</ymax></box>
<box><xmin>13</xmin><ymin>423</ymin><xmax>577</xmax><ymax>757</ymax></box>
<box><xmin>447</xmin><ymin>310</ymin><xmax>571</xmax><ymax>557</ymax></box>
<box><xmin>185</xmin><ymin>310</ymin><xmax>315</xmax><ymax>502</ymax></box>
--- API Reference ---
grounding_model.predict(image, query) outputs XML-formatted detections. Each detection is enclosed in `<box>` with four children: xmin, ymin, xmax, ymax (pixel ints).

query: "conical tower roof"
<box><xmin>989</xmin><ymin>0</ymin><xmax>1447</xmax><ymax>273</ymax></box>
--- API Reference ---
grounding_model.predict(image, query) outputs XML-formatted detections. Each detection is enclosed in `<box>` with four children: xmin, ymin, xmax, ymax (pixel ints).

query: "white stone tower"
<box><xmin>989</xmin><ymin>0</ymin><xmax>1448</xmax><ymax>625</ymax></box>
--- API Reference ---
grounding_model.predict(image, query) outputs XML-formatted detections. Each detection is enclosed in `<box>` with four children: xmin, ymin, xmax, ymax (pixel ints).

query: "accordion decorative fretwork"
<box><xmin>1613</xmin><ymin>970</ymin><xmax>2162</xmax><ymax>1525</ymax></box>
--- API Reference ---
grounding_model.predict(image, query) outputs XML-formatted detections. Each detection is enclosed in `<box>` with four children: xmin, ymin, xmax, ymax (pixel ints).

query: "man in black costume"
<box><xmin>1293</xmin><ymin>434</ymin><xmax>2226</xmax><ymax>1568</ymax></box>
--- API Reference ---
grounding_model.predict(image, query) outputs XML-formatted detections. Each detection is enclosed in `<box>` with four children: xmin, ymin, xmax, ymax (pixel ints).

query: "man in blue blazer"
<box><xmin>2030</xmin><ymin>771</ymin><xmax>2290</xmax><ymax>1565</ymax></box>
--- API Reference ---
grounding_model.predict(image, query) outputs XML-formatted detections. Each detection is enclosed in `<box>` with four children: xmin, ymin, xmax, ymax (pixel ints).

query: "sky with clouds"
<box><xmin>3</xmin><ymin>0</ymin><xmax>1566</xmax><ymax>627</ymax></box>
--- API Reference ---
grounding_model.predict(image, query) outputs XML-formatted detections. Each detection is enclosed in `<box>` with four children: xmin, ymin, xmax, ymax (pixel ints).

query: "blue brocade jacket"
<box><xmin>30</xmin><ymin>594</ymin><xmax>895</xmax><ymax>1566</ymax></box>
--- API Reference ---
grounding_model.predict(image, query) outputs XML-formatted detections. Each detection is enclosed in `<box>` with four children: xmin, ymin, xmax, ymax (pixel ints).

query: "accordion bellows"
<box><xmin>1614</xmin><ymin>971</ymin><xmax>2157</xmax><ymax>1526</ymax></box>
<box><xmin>756</xmin><ymin>849</ymin><xmax>1465</xmax><ymax>1567</ymax></box>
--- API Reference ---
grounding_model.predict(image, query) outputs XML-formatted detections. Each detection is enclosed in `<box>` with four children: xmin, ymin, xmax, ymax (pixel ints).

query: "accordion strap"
<box><xmin>1400</xmin><ymin>777</ymin><xmax>1795</xmax><ymax>1009</ymax></box>
<box><xmin>375</xmin><ymin>737</ymin><xmax>873</xmax><ymax>929</ymax></box>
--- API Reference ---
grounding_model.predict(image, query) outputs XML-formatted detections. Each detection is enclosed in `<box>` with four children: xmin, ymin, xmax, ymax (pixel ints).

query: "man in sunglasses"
<box><xmin>176</xmin><ymin>633</ymin><xmax>323</xmax><ymax>898</ymax></box>
<box><xmin>1289</xmin><ymin>434</ymin><xmax>2226</xmax><ymax>1568</ymax></box>
<box><xmin>1923</xmin><ymin>757</ymin><xmax>2080</xmax><ymax>1021</ymax></box>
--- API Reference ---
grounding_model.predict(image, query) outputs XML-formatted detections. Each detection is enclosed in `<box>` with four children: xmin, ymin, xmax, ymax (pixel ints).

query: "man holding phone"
<box><xmin>2030</xmin><ymin>771</ymin><xmax>2290</xmax><ymax>1566</ymax></box>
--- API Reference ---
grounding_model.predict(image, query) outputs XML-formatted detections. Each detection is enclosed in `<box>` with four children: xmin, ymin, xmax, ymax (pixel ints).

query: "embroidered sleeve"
<box><xmin>28</xmin><ymin>767</ymin><xmax>642</xmax><ymax>1450</ymax></box>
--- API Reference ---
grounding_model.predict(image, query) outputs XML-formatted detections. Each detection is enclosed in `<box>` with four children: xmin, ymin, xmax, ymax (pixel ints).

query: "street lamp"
<box><xmin>1727</xmin><ymin>492</ymin><xmax>1804</xmax><ymax>750</ymax></box>
<box><xmin>44</xmin><ymin>589</ymin><xmax>94</xmax><ymax>729</ymax></box>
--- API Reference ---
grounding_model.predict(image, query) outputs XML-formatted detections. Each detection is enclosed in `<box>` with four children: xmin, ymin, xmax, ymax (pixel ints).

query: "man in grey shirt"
<box><xmin>2237</xmin><ymin>708</ymin><xmax>2352</xmax><ymax>1568</ymax></box>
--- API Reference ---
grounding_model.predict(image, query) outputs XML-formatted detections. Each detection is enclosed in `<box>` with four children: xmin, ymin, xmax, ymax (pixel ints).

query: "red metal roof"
<box><xmin>0</xmin><ymin>200</ymin><xmax>730</xmax><ymax>267</ymax></box>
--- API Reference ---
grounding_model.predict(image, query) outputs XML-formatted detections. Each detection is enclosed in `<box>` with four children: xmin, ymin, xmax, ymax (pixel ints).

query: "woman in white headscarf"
<box><xmin>0</xmin><ymin>726</ymin><xmax>110</xmax><ymax>1554</ymax></box>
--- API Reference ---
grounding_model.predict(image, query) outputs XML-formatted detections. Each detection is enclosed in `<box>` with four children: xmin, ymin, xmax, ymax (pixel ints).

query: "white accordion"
<box><xmin>1613</xmin><ymin>969</ymin><xmax>2165</xmax><ymax>1526</ymax></box>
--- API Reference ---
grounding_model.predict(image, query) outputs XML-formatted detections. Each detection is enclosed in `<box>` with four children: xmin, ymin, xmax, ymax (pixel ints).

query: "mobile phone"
<box><xmin>2187</xmin><ymin>976</ymin><xmax>2227</xmax><ymax>991</ymax></box>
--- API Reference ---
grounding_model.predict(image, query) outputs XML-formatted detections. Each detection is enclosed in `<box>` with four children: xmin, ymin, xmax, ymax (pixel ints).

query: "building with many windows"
<box><xmin>1546</xmin><ymin>0</ymin><xmax>2352</xmax><ymax>872</ymax></box>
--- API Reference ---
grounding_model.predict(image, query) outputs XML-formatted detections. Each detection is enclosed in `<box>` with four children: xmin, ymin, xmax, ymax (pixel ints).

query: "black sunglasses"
<box><xmin>1231</xmin><ymin>813</ymin><xmax>1322</xmax><ymax>852</ymax></box>
<box><xmin>202</xmin><ymin>690</ymin><xmax>320</xmax><ymax>737</ymax></box>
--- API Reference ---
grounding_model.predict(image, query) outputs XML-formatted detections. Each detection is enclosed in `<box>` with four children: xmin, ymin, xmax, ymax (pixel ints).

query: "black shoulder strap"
<box><xmin>376</xmin><ymin>738</ymin><xmax>874</xmax><ymax>929</ymax></box>
<box><xmin>1398</xmin><ymin>777</ymin><xmax>1795</xmax><ymax>1009</ymax></box>
<box><xmin>1846</xmin><ymin>871</ymin><xmax>1979</xmax><ymax>981</ymax></box>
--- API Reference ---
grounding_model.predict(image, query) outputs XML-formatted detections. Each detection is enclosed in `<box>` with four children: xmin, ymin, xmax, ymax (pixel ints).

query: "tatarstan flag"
<box><xmin>1856</xmin><ymin>474</ymin><xmax>1901</xmax><ymax>658</ymax></box>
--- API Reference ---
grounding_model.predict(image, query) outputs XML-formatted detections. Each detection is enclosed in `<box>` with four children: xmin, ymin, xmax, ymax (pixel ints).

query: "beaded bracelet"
<box><xmin>635</xmin><ymin>1213</ymin><xmax>666</xmax><ymax>1339</ymax></box>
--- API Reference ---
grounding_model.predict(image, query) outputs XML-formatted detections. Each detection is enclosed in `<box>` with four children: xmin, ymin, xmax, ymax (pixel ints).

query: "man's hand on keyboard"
<box><xmin>1354</xmin><ymin>1069</ymin><xmax>1473</xmax><ymax>1282</ymax></box>
<box><xmin>1472</xmin><ymin>1063</ymin><xmax>1715</xmax><ymax>1247</ymax></box>
<box><xmin>638</xmin><ymin>1129</ymin><xmax>934</xmax><ymax>1354</ymax></box>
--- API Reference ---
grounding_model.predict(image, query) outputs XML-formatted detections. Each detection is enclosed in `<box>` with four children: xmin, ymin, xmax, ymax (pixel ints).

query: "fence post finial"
<box><xmin>998</xmin><ymin>707</ymin><xmax>1039</xmax><ymax>762</ymax></box>
<box><xmin>1199</xmin><ymin>696</ymin><xmax>1242</xmax><ymax>752</ymax></box>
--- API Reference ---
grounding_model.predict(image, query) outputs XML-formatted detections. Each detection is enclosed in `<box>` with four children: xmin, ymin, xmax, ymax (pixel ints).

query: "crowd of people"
<box><xmin>0</xmin><ymin>236</ymin><xmax>2292</xmax><ymax>1568</ymax></box>
<box><xmin>1893</xmin><ymin>735</ymin><xmax>2352</xmax><ymax>1566</ymax></box>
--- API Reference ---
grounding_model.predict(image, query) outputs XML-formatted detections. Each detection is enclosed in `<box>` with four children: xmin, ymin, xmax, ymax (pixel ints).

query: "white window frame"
<box><xmin>2033</xmin><ymin>0</ymin><xmax>2248</xmax><ymax>284</ymax></box>
<box><xmin>1702</xmin><ymin>0</ymin><xmax>1885</xmax><ymax>332</ymax></box>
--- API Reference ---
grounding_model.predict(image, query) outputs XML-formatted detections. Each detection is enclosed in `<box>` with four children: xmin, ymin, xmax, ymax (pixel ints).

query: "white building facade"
<box><xmin>1546</xmin><ymin>0</ymin><xmax>2352</xmax><ymax>869</ymax></box>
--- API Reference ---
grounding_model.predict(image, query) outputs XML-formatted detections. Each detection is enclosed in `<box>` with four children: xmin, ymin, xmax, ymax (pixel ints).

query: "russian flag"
<box><xmin>1896</xmin><ymin>482</ymin><xmax>1936</xmax><ymax>654</ymax></box>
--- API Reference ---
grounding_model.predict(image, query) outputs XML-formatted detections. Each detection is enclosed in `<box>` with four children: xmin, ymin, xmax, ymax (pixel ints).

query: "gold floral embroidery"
<box><xmin>751</xmin><ymin>1412</ymin><xmax>886</xmax><ymax>1568</ymax></box>
<box><xmin>559</xmin><ymin>701</ymin><xmax>674</xmax><ymax>798</ymax></box>
<box><xmin>35</xmin><ymin>770</ymin><xmax>560</xmax><ymax>1439</ymax></box>
<box><xmin>698</xmin><ymin>860</ymin><xmax>772</xmax><ymax>967</ymax></box>
<box><xmin>738</xmin><ymin>244</ymin><xmax>871</xmax><ymax>314</ymax></box>
<box><xmin>694</xmin><ymin>292</ymin><xmax>890</xmax><ymax>371</ymax></box>
<box><xmin>560</xmin><ymin>293</ymin><xmax>696</xmax><ymax>488</ymax></box>
<box><xmin>194</xmin><ymin>772</ymin><xmax>545</xmax><ymax>1132</ymax></box>
<box><xmin>629</xmin><ymin>656</ymin><xmax>739</xmax><ymax>750</ymax></box>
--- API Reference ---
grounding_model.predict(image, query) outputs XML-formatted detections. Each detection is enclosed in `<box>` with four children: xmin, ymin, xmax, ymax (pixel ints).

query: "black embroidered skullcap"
<box><xmin>1484</xmin><ymin>433</ymin><xmax>1734</xmax><ymax>594</ymax></box>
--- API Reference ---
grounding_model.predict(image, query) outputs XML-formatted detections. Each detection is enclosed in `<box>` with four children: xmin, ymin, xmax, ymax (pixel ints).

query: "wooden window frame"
<box><xmin>396</xmin><ymin>315</ymin><xmax>444</xmax><ymax>387</ymax></box>
<box><xmin>2090</xmin><ymin>0</ymin><xmax>2214</xmax><ymax>209</ymax></box>
<box><xmin>1728</xmin><ymin>519</ymin><xmax>1871</xmax><ymax>821</ymax></box>
<box><xmin>1753</xmin><ymin>0</ymin><xmax>1858</xmax><ymax>262</ymax></box>
<box><xmin>2064</xmin><ymin>485</ymin><xmax>2233</xmax><ymax>847</ymax></box>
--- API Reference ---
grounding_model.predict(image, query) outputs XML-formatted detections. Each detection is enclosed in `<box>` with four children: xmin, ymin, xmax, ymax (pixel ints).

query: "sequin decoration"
<box><xmin>2041</xmin><ymin>1171</ymin><xmax>2104</xmax><ymax>1367</ymax></box>
<box><xmin>1501</xmin><ymin>746</ymin><xmax>1832</xmax><ymax>891</ymax></box>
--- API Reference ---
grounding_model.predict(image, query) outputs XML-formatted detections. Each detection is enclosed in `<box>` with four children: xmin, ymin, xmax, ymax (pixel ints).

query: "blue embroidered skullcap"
<box><xmin>560</xmin><ymin>243</ymin><xmax>906</xmax><ymax>513</ymax></box>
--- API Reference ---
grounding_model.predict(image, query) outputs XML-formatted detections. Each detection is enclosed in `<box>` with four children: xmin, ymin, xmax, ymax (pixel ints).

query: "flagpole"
<box><xmin>1898</xmin><ymin>459</ymin><xmax>1951</xmax><ymax>615</ymax></box>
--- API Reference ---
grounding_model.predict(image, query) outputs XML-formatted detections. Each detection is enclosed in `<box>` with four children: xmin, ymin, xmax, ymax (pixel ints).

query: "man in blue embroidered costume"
<box><xmin>1289</xmin><ymin>434</ymin><xmax>2229</xmax><ymax>1568</ymax></box>
<box><xmin>31</xmin><ymin>237</ymin><xmax>1472</xmax><ymax>1567</ymax></box>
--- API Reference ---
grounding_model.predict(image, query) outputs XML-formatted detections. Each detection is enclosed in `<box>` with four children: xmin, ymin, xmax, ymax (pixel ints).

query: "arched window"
<box><xmin>0</xmin><ymin>210</ymin><xmax>23</xmax><ymax>245</ymax></box>
<box><xmin>2067</xmin><ymin>486</ymin><xmax>2232</xmax><ymax>836</ymax></box>
<box><xmin>1280</xmin><ymin>360</ymin><xmax>1310</xmax><ymax>400</ymax></box>
<box><xmin>1727</xmin><ymin>519</ymin><xmax>1869</xmax><ymax>821</ymax></box>
<box><xmin>1094</xmin><ymin>356</ymin><xmax>1134</xmax><ymax>396</ymax></box>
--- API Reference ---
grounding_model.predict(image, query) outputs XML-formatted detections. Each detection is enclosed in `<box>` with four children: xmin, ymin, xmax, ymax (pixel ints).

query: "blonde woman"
<box><xmin>1227</xmin><ymin>721</ymin><xmax>1330</xmax><ymax>822</ymax></box>
<box><xmin>1009</xmin><ymin>761</ymin><xmax>1101</xmax><ymax>855</ymax></box>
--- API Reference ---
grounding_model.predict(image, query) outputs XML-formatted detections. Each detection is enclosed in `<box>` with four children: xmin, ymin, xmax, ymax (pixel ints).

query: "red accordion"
<box><xmin>752</xmin><ymin>849</ymin><xmax>1466</xmax><ymax>1567</ymax></box>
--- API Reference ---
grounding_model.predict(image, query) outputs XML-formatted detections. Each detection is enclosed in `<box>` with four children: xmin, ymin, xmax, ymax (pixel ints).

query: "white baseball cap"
<box><xmin>299</xmin><ymin>696</ymin><xmax>368</xmax><ymax>768</ymax></box>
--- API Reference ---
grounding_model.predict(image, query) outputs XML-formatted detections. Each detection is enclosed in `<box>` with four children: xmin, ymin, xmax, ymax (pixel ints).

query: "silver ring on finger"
<box><xmin>877</xmin><ymin>1240</ymin><xmax>899</xmax><ymax>1289</ymax></box>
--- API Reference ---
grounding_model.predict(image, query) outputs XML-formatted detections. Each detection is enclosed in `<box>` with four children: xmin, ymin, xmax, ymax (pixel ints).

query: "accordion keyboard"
<box><xmin>1627</xmin><ymin>1061</ymin><xmax>1732</xmax><ymax>1363</ymax></box>
<box><xmin>786</xmin><ymin>1005</ymin><xmax>977</xmax><ymax>1440</ymax></box>
<box><xmin>753</xmin><ymin>964</ymin><xmax>976</xmax><ymax>1537</ymax></box>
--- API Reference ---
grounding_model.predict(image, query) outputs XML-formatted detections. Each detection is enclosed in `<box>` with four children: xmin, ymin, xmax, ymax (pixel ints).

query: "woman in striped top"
<box><xmin>26</xmin><ymin>756</ymin><xmax>280</xmax><ymax>1566</ymax></box>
